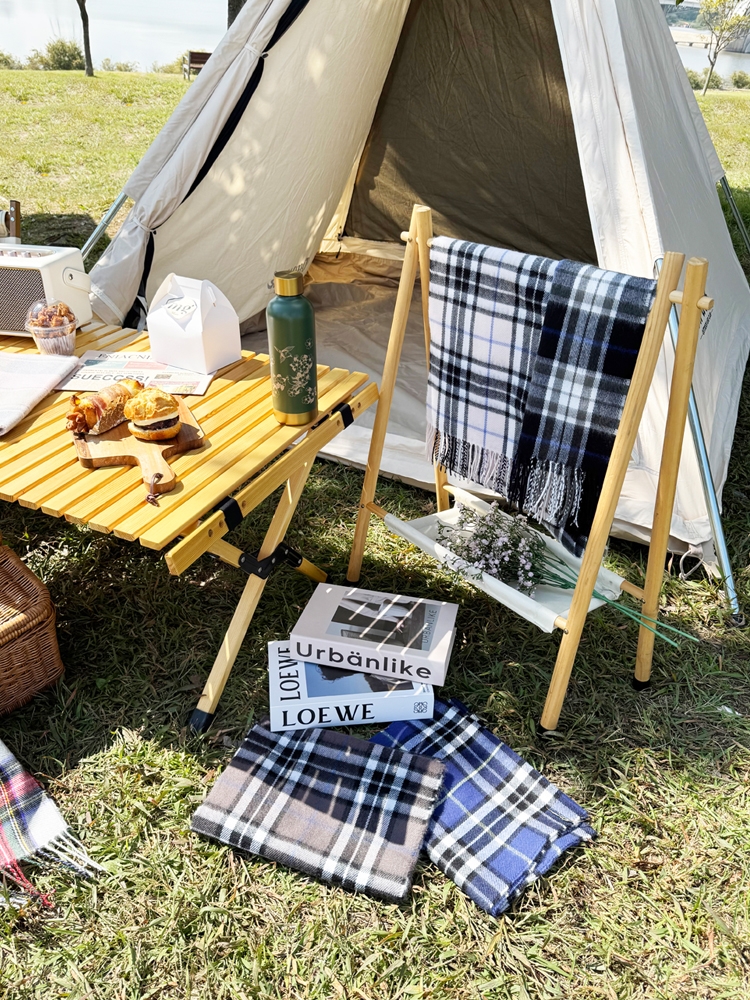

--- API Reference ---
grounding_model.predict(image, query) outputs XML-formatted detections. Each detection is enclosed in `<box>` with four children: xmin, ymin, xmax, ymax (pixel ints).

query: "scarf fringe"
<box><xmin>1</xmin><ymin>860</ymin><xmax>53</xmax><ymax>908</ymax></box>
<box><xmin>428</xmin><ymin>425</ymin><xmax>511</xmax><ymax>495</ymax></box>
<box><xmin>508</xmin><ymin>458</ymin><xmax>584</xmax><ymax>529</ymax></box>
<box><xmin>35</xmin><ymin>832</ymin><xmax>104</xmax><ymax>878</ymax></box>
<box><xmin>0</xmin><ymin>833</ymin><xmax>101</xmax><ymax>910</ymax></box>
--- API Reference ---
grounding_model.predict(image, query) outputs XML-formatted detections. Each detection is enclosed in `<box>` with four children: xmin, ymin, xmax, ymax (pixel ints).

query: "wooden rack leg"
<box><xmin>434</xmin><ymin>464</ymin><xmax>450</xmax><ymax>512</ymax></box>
<box><xmin>189</xmin><ymin>461</ymin><xmax>313</xmax><ymax>733</ymax></box>
<box><xmin>539</xmin><ymin>252</ymin><xmax>685</xmax><ymax>733</ymax></box>
<box><xmin>634</xmin><ymin>258</ymin><xmax>709</xmax><ymax>688</ymax></box>
<box><xmin>347</xmin><ymin>204</ymin><xmax>431</xmax><ymax>582</ymax></box>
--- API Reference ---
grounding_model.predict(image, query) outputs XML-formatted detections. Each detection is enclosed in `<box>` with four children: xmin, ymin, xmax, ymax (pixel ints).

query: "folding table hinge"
<box><xmin>237</xmin><ymin>542</ymin><xmax>303</xmax><ymax>579</ymax></box>
<box><xmin>331</xmin><ymin>401</ymin><xmax>354</xmax><ymax>428</ymax></box>
<box><xmin>215</xmin><ymin>496</ymin><xmax>244</xmax><ymax>531</ymax></box>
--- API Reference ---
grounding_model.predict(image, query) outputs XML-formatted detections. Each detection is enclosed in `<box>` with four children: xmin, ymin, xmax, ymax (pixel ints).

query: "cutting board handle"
<box><xmin>138</xmin><ymin>448</ymin><xmax>176</xmax><ymax>494</ymax></box>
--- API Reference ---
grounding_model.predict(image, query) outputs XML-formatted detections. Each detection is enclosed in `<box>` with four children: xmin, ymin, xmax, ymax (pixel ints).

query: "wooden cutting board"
<box><xmin>72</xmin><ymin>399</ymin><xmax>205</xmax><ymax>495</ymax></box>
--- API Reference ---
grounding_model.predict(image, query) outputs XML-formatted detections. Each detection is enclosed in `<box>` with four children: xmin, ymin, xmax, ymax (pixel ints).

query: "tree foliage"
<box><xmin>228</xmin><ymin>0</ymin><xmax>248</xmax><ymax>28</ymax></box>
<box><xmin>0</xmin><ymin>51</ymin><xmax>22</xmax><ymax>69</ymax></box>
<box><xmin>101</xmin><ymin>58</ymin><xmax>138</xmax><ymax>73</ymax></box>
<box><xmin>26</xmin><ymin>39</ymin><xmax>85</xmax><ymax>71</ymax></box>
<box><xmin>699</xmin><ymin>0</ymin><xmax>750</xmax><ymax>93</ymax></box>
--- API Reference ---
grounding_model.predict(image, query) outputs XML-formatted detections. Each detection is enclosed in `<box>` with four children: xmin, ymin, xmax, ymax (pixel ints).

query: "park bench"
<box><xmin>183</xmin><ymin>51</ymin><xmax>211</xmax><ymax>80</ymax></box>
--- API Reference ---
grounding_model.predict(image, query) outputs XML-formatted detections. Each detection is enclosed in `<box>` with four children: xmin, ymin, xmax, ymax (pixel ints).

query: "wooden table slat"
<box><xmin>99</xmin><ymin>366</ymin><xmax>346</xmax><ymax>539</ymax></box>
<box><xmin>2</xmin><ymin>326</ymin><xmax>368</xmax><ymax>555</ymax></box>
<box><xmin>136</xmin><ymin>371</ymin><xmax>367</xmax><ymax>550</ymax></box>
<box><xmin>39</xmin><ymin>356</ymin><xmax>270</xmax><ymax>517</ymax></box>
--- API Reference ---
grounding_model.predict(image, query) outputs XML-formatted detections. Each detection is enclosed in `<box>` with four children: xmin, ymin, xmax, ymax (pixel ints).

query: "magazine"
<box><xmin>55</xmin><ymin>352</ymin><xmax>214</xmax><ymax>395</ymax></box>
<box><xmin>268</xmin><ymin>641</ymin><xmax>434</xmax><ymax>731</ymax></box>
<box><xmin>289</xmin><ymin>584</ymin><xmax>458</xmax><ymax>686</ymax></box>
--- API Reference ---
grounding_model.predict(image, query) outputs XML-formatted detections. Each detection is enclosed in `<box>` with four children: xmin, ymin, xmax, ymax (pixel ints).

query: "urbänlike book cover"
<box><xmin>289</xmin><ymin>584</ymin><xmax>458</xmax><ymax>687</ymax></box>
<box><xmin>268</xmin><ymin>641</ymin><xmax>434</xmax><ymax>732</ymax></box>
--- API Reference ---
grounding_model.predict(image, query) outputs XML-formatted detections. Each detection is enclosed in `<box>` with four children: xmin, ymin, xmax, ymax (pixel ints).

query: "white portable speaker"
<box><xmin>0</xmin><ymin>245</ymin><xmax>92</xmax><ymax>336</ymax></box>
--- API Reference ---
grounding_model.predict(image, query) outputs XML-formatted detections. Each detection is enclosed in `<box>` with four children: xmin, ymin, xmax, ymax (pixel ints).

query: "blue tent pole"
<box><xmin>81</xmin><ymin>191</ymin><xmax>128</xmax><ymax>262</ymax></box>
<box><xmin>719</xmin><ymin>175</ymin><xmax>750</xmax><ymax>260</ymax></box>
<box><xmin>656</xmin><ymin>256</ymin><xmax>742</xmax><ymax>624</ymax></box>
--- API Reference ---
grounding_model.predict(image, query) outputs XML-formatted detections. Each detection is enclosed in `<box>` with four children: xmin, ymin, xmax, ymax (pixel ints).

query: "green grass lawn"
<box><xmin>2</xmin><ymin>73</ymin><xmax>750</xmax><ymax>1000</ymax></box>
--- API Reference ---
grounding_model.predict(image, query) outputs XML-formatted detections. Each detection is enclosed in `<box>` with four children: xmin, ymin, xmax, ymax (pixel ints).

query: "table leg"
<box><xmin>189</xmin><ymin>461</ymin><xmax>314</xmax><ymax>733</ymax></box>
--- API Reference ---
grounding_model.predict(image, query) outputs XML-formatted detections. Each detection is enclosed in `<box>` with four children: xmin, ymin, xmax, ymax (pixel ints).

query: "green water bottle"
<box><xmin>266</xmin><ymin>270</ymin><xmax>318</xmax><ymax>426</ymax></box>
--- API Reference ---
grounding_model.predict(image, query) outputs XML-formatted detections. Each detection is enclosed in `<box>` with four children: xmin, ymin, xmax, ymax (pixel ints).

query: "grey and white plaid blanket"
<box><xmin>426</xmin><ymin>237</ymin><xmax>558</xmax><ymax>495</ymax></box>
<box><xmin>508</xmin><ymin>260</ymin><xmax>656</xmax><ymax>554</ymax></box>
<box><xmin>191</xmin><ymin>721</ymin><xmax>445</xmax><ymax>903</ymax></box>
<box><xmin>371</xmin><ymin>700</ymin><xmax>595</xmax><ymax>916</ymax></box>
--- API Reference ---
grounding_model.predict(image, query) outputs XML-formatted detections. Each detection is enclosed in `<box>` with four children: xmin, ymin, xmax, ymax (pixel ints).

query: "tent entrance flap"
<box><xmin>346</xmin><ymin>0</ymin><xmax>597</xmax><ymax>264</ymax></box>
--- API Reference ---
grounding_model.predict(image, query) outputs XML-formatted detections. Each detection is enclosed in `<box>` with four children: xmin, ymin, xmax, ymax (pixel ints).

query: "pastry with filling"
<box><xmin>124</xmin><ymin>387</ymin><xmax>182</xmax><ymax>441</ymax></box>
<box><xmin>65</xmin><ymin>378</ymin><xmax>144</xmax><ymax>435</ymax></box>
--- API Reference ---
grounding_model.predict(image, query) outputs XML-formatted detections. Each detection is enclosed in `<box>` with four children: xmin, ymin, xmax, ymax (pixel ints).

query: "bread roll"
<box><xmin>65</xmin><ymin>378</ymin><xmax>144</xmax><ymax>435</ymax></box>
<box><xmin>124</xmin><ymin>387</ymin><xmax>181</xmax><ymax>441</ymax></box>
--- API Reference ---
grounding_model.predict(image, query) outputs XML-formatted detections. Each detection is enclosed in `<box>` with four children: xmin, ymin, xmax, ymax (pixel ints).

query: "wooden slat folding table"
<box><xmin>0</xmin><ymin>322</ymin><xmax>376</xmax><ymax>730</ymax></box>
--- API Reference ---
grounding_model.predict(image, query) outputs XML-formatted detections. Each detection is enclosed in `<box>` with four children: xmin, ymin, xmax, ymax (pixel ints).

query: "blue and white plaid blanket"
<box><xmin>508</xmin><ymin>260</ymin><xmax>656</xmax><ymax>554</ymax></box>
<box><xmin>371</xmin><ymin>700</ymin><xmax>595</xmax><ymax>915</ymax></box>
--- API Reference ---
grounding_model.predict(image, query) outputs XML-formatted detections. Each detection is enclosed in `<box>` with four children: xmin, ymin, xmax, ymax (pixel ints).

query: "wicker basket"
<box><xmin>0</xmin><ymin>544</ymin><xmax>64</xmax><ymax>715</ymax></box>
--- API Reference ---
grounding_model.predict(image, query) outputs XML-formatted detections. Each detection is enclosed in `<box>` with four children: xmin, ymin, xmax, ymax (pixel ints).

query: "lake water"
<box><xmin>3</xmin><ymin>4</ymin><xmax>750</xmax><ymax>86</ymax></box>
<box><xmin>0</xmin><ymin>0</ymin><xmax>227</xmax><ymax>69</ymax></box>
<box><xmin>673</xmin><ymin>29</ymin><xmax>750</xmax><ymax>79</ymax></box>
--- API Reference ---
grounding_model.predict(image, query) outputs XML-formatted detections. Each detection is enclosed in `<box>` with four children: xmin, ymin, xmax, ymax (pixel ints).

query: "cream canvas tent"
<box><xmin>88</xmin><ymin>0</ymin><xmax>750</xmax><ymax>562</ymax></box>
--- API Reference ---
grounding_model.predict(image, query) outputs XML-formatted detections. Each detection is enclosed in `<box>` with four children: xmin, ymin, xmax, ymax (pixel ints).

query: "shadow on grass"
<box><xmin>20</xmin><ymin>212</ymin><xmax>111</xmax><ymax>270</ymax></box>
<box><xmin>1</xmin><ymin>451</ymin><xmax>749</xmax><ymax>793</ymax></box>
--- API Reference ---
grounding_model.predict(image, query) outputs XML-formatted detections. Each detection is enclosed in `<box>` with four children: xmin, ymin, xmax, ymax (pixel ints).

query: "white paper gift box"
<box><xmin>147</xmin><ymin>273</ymin><xmax>241</xmax><ymax>375</ymax></box>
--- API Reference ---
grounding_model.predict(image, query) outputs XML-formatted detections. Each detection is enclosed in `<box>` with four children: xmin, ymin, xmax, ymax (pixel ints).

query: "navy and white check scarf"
<box><xmin>508</xmin><ymin>260</ymin><xmax>656</xmax><ymax>554</ymax></box>
<box><xmin>426</xmin><ymin>237</ymin><xmax>558</xmax><ymax>495</ymax></box>
<box><xmin>191</xmin><ymin>721</ymin><xmax>445</xmax><ymax>903</ymax></box>
<box><xmin>371</xmin><ymin>700</ymin><xmax>594</xmax><ymax>916</ymax></box>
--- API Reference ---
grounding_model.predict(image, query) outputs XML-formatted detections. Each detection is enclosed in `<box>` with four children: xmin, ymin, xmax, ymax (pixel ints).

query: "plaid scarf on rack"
<box><xmin>426</xmin><ymin>237</ymin><xmax>558</xmax><ymax>495</ymax></box>
<box><xmin>508</xmin><ymin>260</ymin><xmax>656</xmax><ymax>555</ymax></box>
<box><xmin>371</xmin><ymin>700</ymin><xmax>594</xmax><ymax>916</ymax></box>
<box><xmin>191</xmin><ymin>721</ymin><xmax>445</xmax><ymax>903</ymax></box>
<box><xmin>0</xmin><ymin>738</ymin><xmax>100</xmax><ymax>907</ymax></box>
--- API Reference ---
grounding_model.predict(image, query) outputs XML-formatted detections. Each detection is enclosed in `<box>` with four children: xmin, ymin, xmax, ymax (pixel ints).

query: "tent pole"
<box><xmin>655</xmin><ymin>256</ymin><xmax>743</xmax><ymax>624</ymax></box>
<box><xmin>719</xmin><ymin>176</ymin><xmax>750</xmax><ymax>260</ymax></box>
<box><xmin>81</xmin><ymin>191</ymin><xmax>128</xmax><ymax>262</ymax></box>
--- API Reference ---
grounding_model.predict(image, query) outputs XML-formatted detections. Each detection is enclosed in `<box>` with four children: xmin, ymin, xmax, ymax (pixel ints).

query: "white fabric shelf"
<box><xmin>381</xmin><ymin>488</ymin><xmax>625</xmax><ymax>634</ymax></box>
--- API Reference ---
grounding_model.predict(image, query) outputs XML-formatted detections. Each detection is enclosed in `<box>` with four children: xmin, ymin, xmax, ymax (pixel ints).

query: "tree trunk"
<box><xmin>228</xmin><ymin>0</ymin><xmax>249</xmax><ymax>28</ymax></box>
<box><xmin>75</xmin><ymin>0</ymin><xmax>94</xmax><ymax>76</ymax></box>
<box><xmin>702</xmin><ymin>53</ymin><xmax>716</xmax><ymax>96</ymax></box>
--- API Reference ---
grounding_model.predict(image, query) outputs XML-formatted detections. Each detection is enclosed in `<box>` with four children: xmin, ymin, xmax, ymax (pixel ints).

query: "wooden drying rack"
<box><xmin>346</xmin><ymin>204</ymin><xmax>711</xmax><ymax>732</ymax></box>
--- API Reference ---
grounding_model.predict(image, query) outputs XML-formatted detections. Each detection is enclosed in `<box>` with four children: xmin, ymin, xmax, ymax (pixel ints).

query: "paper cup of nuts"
<box><xmin>26</xmin><ymin>300</ymin><xmax>78</xmax><ymax>356</ymax></box>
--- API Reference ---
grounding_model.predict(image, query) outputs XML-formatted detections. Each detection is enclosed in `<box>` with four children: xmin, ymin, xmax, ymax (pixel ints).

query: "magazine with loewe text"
<box><xmin>289</xmin><ymin>585</ymin><xmax>458</xmax><ymax>687</ymax></box>
<box><xmin>268</xmin><ymin>641</ymin><xmax>434</xmax><ymax>732</ymax></box>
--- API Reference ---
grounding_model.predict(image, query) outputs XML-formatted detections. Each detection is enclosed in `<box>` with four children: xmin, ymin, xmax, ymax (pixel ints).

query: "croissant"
<box><xmin>65</xmin><ymin>378</ymin><xmax>144</xmax><ymax>435</ymax></box>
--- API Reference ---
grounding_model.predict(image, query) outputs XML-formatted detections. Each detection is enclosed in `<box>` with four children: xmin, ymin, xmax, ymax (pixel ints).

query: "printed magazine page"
<box><xmin>55</xmin><ymin>352</ymin><xmax>214</xmax><ymax>395</ymax></box>
<box><xmin>290</xmin><ymin>585</ymin><xmax>458</xmax><ymax>686</ymax></box>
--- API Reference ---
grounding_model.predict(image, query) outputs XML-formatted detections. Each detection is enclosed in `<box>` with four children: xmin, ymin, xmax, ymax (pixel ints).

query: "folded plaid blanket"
<box><xmin>0</xmin><ymin>738</ymin><xmax>100</xmax><ymax>907</ymax></box>
<box><xmin>191</xmin><ymin>722</ymin><xmax>445</xmax><ymax>903</ymax></box>
<box><xmin>426</xmin><ymin>237</ymin><xmax>558</xmax><ymax>495</ymax></box>
<box><xmin>508</xmin><ymin>260</ymin><xmax>656</xmax><ymax>554</ymax></box>
<box><xmin>371</xmin><ymin>700</ymin><xmax>595</xmax><ymax>916</ymax></box>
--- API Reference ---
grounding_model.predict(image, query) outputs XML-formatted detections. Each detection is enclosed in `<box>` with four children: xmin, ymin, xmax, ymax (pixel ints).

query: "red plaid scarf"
<box><xmin>0</xmin><ymin>738</ymin><xmax>99</xmax><ymax>907</ymax></box>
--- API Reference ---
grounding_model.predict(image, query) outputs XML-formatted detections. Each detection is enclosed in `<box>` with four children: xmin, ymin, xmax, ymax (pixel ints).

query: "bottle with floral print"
<box><xmin>266</xmin><ymin>270</ymin><xmax>318</xmax><ymax>425</ymax></box>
